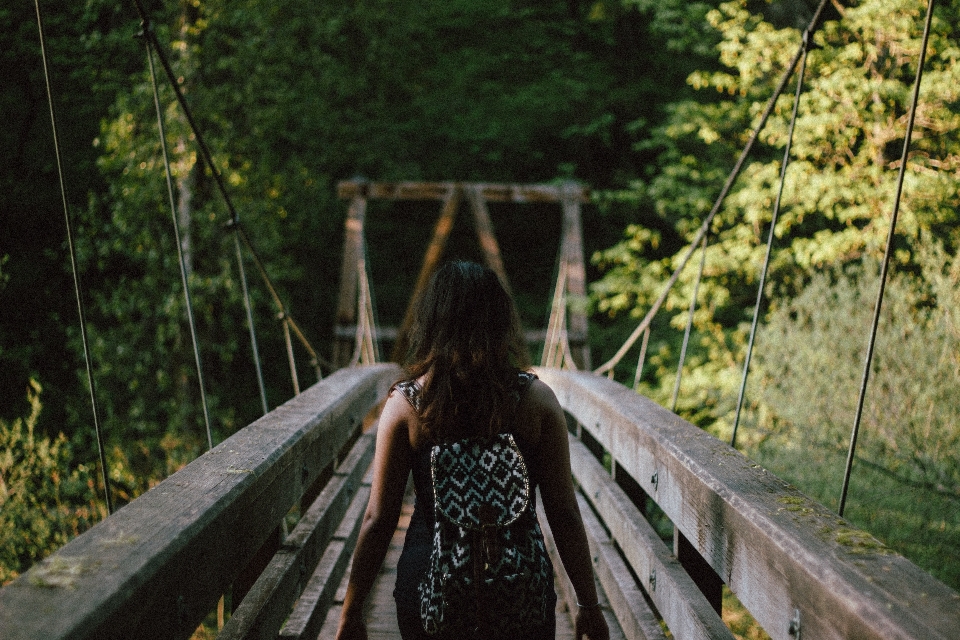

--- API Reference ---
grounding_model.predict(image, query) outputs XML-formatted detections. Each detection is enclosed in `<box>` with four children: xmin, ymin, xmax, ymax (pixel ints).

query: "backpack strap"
<box><xmin>394</xmin><ymin>373</ymin><xmax>534</xmax><ymax>418</ymax></box>
<box><xmin>393</xmin><ymin>379</ymin><xmax>422</xmax><ymax>413</ymax></box>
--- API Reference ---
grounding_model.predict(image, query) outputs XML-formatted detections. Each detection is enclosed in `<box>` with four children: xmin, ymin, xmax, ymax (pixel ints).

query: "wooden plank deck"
<box><xmin>316</xmin><ymin>488</ymin><xmax>577</xmax><ymax>639</ymax></box>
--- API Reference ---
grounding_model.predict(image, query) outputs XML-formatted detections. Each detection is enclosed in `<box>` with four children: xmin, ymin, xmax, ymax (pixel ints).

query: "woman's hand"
<box><xmin>335</xmin><ymin>608</ymin><xmax>368</xmax><ymax>640</ymax></box>
<box><xmin>575</xmin><ymin>604</ymin><xmax>610</xmax><ymax>640</ymax></box>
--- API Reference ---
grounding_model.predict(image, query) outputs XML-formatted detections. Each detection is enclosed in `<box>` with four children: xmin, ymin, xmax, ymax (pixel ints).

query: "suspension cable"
<box><xmin>34</xmin><ymin>0</ymin><xmax>113</xmax><ymax>514</ymax></box>
<box><xmin>838</xmin><ymin>0</ymin><xmax>935</xmax><ymax>517</ymax></box>
<box><xmin>730</xmin><ymin>33</ymin><xmax>811</xmax><ymax>449</ymax></box>
<box><xmin>233</xmin><ymin>230</ymin><xmax>269</xmax><ymax>413</ymax></box>
<box><xmin>671</xmin><ymin>234</ymin><xmax>708</xmax><ymax>413</ymax></box>
<box><xmin>632</xmin><ymin>326</ymin><xmax>651</xmax><ymax>391</ymax></box>
<box><xmin>594</xmin><ymin>0</ymin><xmax>831</xmax><ymax>377</ymax></box>
<box><xmin>281</xmin><ymin>314</ymin><xmax>301</xmax><ymax>396</ymax></box>
<box><xmin>131</xmin><ymin>3</ymin><xmax>269</xmax><ymax>412</ymax></box>
<box><xmin>142</xmin><ymin>25</ymin><xmax>214</xmax><ymax>449</ymax></box>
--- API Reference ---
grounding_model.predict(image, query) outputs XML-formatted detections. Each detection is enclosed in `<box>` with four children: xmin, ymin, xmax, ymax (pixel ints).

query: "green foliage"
<box><xmin>748</xmin><ymin>241</ymin><xmax>960</xmax><ymax>497</ymax></box>
<box><xmin>750</xmin><ymin>425</ymin><xmax>960</xmax><ymax>590</ymax></box>
<box><xmin>0</xmin><ymin>0</ymin><xmax>145</xmax><ymax>432</ymax></box>
<box><xmin>592</xmin><ymin>0</ymin><xmax>960</xmax><ymax>425</ymax></box>
<box><xmin>0</xmin><ymin>381</ymin><xmax>103</xmax><ymax>585</ymax></box>
<box><xmin>1</xmin><ymin>0</ymin><xmax>685</xmax><ymax>510</ymax></box>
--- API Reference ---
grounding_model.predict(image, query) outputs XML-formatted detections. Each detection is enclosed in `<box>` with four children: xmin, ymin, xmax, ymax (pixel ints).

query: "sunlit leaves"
<box><xmin>592</xmin><ymin>0</ymin><xmax>960</xmax><ymax>429</ymax></box>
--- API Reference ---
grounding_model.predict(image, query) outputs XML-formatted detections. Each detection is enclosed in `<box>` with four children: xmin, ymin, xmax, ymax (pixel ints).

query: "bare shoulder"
<box><xmin>515</xmin><ymin>377</ymin><xmax>564</xmax><ymax>446</ymax></box>
<box><xmin>524</xmin><ymin>377</ymin><xmax>563</xmax><ymax>415</ymax></box>
<box><xmin>380</xmin><ymin>385</ymin><xmax>422</xmax><ymax>449</ymax></box>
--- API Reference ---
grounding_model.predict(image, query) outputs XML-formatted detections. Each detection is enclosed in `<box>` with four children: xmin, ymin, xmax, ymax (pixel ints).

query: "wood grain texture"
<box><xmin>337</xmin><ymin>180</ymin><xmax>590</xmax><ymax>203</ymax></box>
<box><xmin>219</xmin><ymin>430</ymin><xmax>376</xmax><ymax>640</ymax></box>
<box><xmin>537</xmin><ymin>368</ymin><xmax>960</xmax><ymax>640</ymax></box>
<box><xmin>538</xmin><ymin>497</ymin><xmax>627</xmax><ymax>640</ymax></box>
<box><xmin>574</xmin><ymin>491</ymin><xmax>667</xmax><ymax>640</ymax></box>
<box><xmin>0</xmin><ymin>364</ymin><xmax>400</xmax><ymax>640</ymax></box>
<box><xmin>569</xmin><ymin>439</ymin><xmax>729</xmax><ymax>640</ymax></box>
<box><xmin>559</xmin><ymin>181</ymin><xmax>590</xmax><ymax>369</ymax></box>
<box><xmin>333</xmin><ymin>192</ymin><xmax>369</xmax><ymax>367</ymax></box>
<box><xmin>279</xmin><ymin>484</ymin><xmax>370</xmax><ymax>640</ymax></box>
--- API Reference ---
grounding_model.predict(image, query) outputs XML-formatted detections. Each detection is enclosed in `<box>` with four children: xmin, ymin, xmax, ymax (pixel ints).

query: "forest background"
<box><xmin>2</xmin><ymin>0</ymin><xmax>958</xmax><ymax>618</ymax></box>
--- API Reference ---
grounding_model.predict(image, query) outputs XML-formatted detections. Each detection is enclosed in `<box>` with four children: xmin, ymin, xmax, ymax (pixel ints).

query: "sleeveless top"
<box><xmin>391</xmin><ymin>371</ymin><xmax>556</xmax><ymax>640</ymax></box>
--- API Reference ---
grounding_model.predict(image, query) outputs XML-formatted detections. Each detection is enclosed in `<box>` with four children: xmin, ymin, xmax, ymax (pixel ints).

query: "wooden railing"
<box><xmin>1</xmin><ymin>365</ymin><xmax>957</xmax><ymax>640</ymax></box>
<box><xmin>536</xmin><ymin>368</ymin><xmax>960</xmax><ymax>640</ymax></box>
<box><xmin>0</xmin><ymin>364</ymin><xmax>400</xmax><ymax>640</ymax></box>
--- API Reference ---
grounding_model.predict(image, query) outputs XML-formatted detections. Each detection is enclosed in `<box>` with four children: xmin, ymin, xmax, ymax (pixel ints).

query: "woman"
<box><xmin>336</xmin><ymin>261</ymin><xmax>609</xmax><ymax>640</ymax></box>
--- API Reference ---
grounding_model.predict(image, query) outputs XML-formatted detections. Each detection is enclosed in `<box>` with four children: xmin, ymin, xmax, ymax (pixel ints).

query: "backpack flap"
<box><xmin>430</xmin><ymin>434</ymin><xmax>531</xmax><ymax>530</ymax></box>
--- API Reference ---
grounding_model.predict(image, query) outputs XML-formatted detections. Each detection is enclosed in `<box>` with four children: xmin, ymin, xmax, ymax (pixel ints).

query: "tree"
<box><xmin>592</xmin><ymin>0</ymin><xmax>960</xmax><ymax>431</ymax></box>
<box><xmin>0</xmin><ymin>381</ymin><xmax>103</xmax><ymax>585</ymax></box>
<box><xmin>750</xmin><ymin>242</ymin><xmax>960</xmax><ymax>496</ymax></box>
<box><xmin>0</xmin><ymin>1</ymin><xmax>144</xmax><ymax>435</ymax></box>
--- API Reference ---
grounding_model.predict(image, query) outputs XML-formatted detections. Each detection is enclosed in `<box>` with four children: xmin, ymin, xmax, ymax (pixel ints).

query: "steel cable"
<box><xmin>730</xmin><ymin>34</ymin><xmax>811</xmax><ymax>449</ymax></box>
<box><xmin>671</xmin><ymin>234</ymin><xmax>707</xmax><ymax>413</ymax></box>
<box><xmin>131</xmin><ymin>1</ymin><xmax>327</xmax><ymax>410</ymax></box>
<box><xmin>131</xmin><ymin>2</ymin><xmax>270</xmax><ymax>412</ymax></box>
<box><xmin>34</xmin><ymin>0</ymin><xmax>113</xmax><ymax>514</ymax></box>
<box><xmin>838</xmin><ymin>0</ymin><xmax>936</xmax><ymax>517</ymax></box>
<box><xmin>143</xmin><ymin>26</ymin><xmax>214</xmax><ymax>449</ymax></box>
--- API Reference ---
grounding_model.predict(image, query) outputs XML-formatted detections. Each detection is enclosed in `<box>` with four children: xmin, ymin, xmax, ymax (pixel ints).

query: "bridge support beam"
<box><xmin>334</xmin><ymin>181</ymin><xmax>369</xmax><ymax>368</ymax></box>
<box><xmin>334</xmin><ymin>180</ymin><xmax>591</xmax><ymax>369</ymax></box>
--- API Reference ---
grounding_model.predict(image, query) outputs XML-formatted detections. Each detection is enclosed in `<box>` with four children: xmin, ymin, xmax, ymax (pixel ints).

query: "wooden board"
<box><xmin>315</xmin><ymin>485</ymin><xmax>581</xmax><ymax>640</ymax></box>
<box><xmin>569</xmin><ymin>439</ymin><xmax>732</xmax><ymax>640</ymax></box>
<box><xmin>0</xmin><ymin>365</ymin><xmax>400</xmax><ymax>640</ymax></box>
<box><xmin>538</xmin><ymin>497</ymin><xmax>626</xmax><ymax>640</ymax></box>
<box><xmin>574</xmin><ymin>491</ymin><xmax>667</xmax><ymax>640</ymax></box>
<box><xmin>337</xmin><ymin>181</ymin><xmax>590</xmax><ymax>204</ymax></box>
<box><xmin>279</xmin><ymin>483</ymin><xmax>370</xmax><ymax>640</ymax></box>
<box><xmin>536</xmin><ymin>368</ymin><xmax>960</xmax><ymax>640</ymax></box>
<box><xmin>559</xmin><ymin>182</ymin><xmax>590</xmax><ymax>369</ymax></box>
<box><xmin>333</xmin><ymin>192</ymin><xmax>369</xmax><ymax>367</ymax></box>
<box><xmin>220</xmin><ymin>429</ymin><xmax>376</xmax><ymax>640</ymax></box>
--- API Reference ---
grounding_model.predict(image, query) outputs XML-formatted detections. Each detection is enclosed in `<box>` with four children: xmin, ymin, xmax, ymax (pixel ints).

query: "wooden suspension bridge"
<box><xmin>0</xmin><ymin>364</ymin><xmax>957</xmax><ymax>640</ymax></box>
<box><xmin>1</xmin><ymin>180</ymin><xmax>958</xmax><ymax>640</ymax></box>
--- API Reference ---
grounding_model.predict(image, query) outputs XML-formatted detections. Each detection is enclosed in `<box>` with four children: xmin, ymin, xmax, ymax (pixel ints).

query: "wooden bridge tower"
<box><xmin>332</xmin><ymin>180</ymin><xmax>590</xmax><ymax>369</ymax></box>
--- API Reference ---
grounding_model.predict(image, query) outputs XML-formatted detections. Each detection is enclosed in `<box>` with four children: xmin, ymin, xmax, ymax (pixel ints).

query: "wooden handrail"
<box><xmin>0</xmin><ymin>364</ymin><xmax>400</xmax><ymax>640</ymax></box>
<box><xmin>2</xmin><ymin>364</ymin><xmax>956</xmax><ymax>640</ymax></box>
<box><xmin>536</xmin><ymin>368</ymin><xmax>960</xmax><ymax>640</ymax></box>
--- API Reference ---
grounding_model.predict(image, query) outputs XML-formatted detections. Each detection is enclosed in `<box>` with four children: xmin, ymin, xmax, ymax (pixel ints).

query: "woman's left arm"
<box><xmin>336</xmin><ymin>391</ymin><xmax>414</xmax><ymax>640</ymax></box>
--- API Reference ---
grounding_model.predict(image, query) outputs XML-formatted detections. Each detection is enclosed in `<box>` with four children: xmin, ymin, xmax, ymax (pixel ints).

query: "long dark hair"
<box><xmin>402</xmin><ymin>261</ymin><xmax>530</xmax><ymax>442</ymax></box>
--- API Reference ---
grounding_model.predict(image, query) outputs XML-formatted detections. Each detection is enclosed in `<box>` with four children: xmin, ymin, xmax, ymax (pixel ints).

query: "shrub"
<box><xmin>0</xmin><ymin>381</ymin><xmax>104</xmax><ymax>585</ymax></box>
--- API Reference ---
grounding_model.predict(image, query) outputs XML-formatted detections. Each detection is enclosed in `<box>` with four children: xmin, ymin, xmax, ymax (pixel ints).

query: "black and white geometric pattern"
<box><xmin>395</xmin><ymin>372</ymin><xmax>552</xmax><ymax>637</ymax></box>
<box><xmin>419</xmin><ymin>434</ymin><xmax>552</xmax><ymax>637</ymax></box>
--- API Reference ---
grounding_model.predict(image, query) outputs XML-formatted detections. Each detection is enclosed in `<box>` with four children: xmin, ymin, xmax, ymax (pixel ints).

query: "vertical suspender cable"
<box><xmin>134</xmin><ymin>0</ymin><xmax>327</xmax><ymax>391</ymax></box>
<box><xmin>594</xmin><ymin>0</ymin><xmax>832</xmax><ymax>377</ymax></box>
<box><xmin>234</xmin><ymin>232</ymin><xmax>270</xmax><ymax>413</ymax></box>
<box><xmin>671</xmin><ymin>234</ymin><xmax>708</xmax><ymax>413</ymax></box>
<box><xmin>132</xmin><ymin>1</ymin><xmax>271</xmax><ymax>412</ymax></box>
<box><xmin>730</xmin><ymin>35</ymin><xmax>810</xmax><ymax>449</ymax></box>
<box><xmin>143</xmin><ymin>27</ymin><xmax>214</xmax><ymax>449</ymax></box>
<box><xmin>838</xmin><ymin>0</ymin><xmax>935</xmax><ymax>517</ymax></box>
<box><xmin>282</xmin><ymin>314</ymin><xmax>301</xmax><ymax>396</ymax></box>
<box><xmin>632</xmin><ymin>327</ymin><xmax>651</xmax><ymax>392</ymax></box>
<box><xmin>34</xmin><ymin>0</ymin><xmax>113</xmax><ymax>514</ymax></box>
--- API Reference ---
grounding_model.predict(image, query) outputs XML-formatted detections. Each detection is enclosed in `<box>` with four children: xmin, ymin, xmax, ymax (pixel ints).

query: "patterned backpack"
<box><xmin>417</xmin><ymin>373</ymin><xmax>552</xmax><ymax>637</ymax></box>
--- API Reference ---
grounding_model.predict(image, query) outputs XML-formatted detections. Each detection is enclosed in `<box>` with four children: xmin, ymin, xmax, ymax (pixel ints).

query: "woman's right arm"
<box><xmin>335</xmin><ymin>391</ymin><xmax>414</xmax><ymax>640</ymax></box>
<box><xmin>530</xmin><ymin>381</ymin><xmax>610</xmax><ymax>640</ymax></box>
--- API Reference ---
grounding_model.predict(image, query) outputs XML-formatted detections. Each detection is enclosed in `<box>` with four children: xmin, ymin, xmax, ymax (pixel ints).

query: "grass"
<box><xmin>748</xmin><ymin>440</ymin><xmax>960</xmax><ymax>591</ymax></box>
